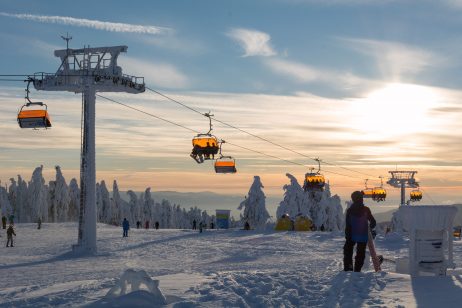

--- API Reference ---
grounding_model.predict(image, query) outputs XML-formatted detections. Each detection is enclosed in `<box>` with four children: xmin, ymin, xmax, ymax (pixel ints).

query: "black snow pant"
<box><xmin>343</xmin><ymin>239</ymin><xmax>367</xmax><ymax>272</ymax></box>
<box><xmin>6</xmin><ymin>236</ymin><xmax>13</xmax><ymax>247</ymax></box>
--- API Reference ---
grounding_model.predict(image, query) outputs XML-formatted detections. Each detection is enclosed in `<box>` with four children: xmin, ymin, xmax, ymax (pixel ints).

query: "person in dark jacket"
<box><xmin>155</xmin><ymin>221</ymin><xmax>159</xmax><ymax>230</ymax></box>
<box><xmin>122</xmin><ymin>218</ymin><xmax>130</xmax><ymax>237</ymax></box>
<box><xmin>6</xmin><ymin>224</ymin><xmax>16</xmax><ymax>247</ymax></box>
<box><xmin>344</xmin><ymin>191</ymin><xmax>376</xmax><ymax>272</ymax></box>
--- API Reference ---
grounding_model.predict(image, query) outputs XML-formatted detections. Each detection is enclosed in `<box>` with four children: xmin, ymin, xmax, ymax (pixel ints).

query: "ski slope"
<box><xmin>1</xmin><ymin>223</ymin><xmax>462</xmax><ymax>307</ymax></box>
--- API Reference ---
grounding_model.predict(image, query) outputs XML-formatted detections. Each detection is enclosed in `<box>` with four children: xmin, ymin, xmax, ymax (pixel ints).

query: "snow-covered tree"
<box><xmin>276</xmin><ymin>173</ymin><xmax>312</xmax><ymax>220</ymax></box>
<box><xmin>27</xmin><ymin>166</ymin><xmax>49</xmax><ymax>222</ymax></box>
<box><xmin>309</xmin><ymin>183</ymin><xmax>344</xmax><ymax>231</ymax></box>
<box><xmin>238</xmin><ymin>176</ymin><xmax>270</xmax><ymax>229</ymax></box>
<box><xmin>49</xmin><ymin>166</ymin><xmax>70</xmax><ymax>222</ymax></box>
<box><xmin>68</xmin><ymin>178</ymin><xmax>80</xmax><ymax>221</ymax></box>
<box><xmin>0</xmin><ymin>184</ymin><xmax>12</xmax><ymax>217</ymax></box>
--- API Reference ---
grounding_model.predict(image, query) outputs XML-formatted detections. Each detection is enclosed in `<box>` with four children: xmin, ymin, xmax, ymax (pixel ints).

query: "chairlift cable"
<box><xmin>419</xmin><ymin>187</ymin><xmax>436</xmax><ymax>205</ymax></box>
<box><xmin>145</xmin><ymin>86</ymin><xmax>379</xmax><ymax>180</ymax></box>
<box><xmin>96</xmin><ymin>94</ymin><xmax>200</xmax><ymax>134</ymax></box>
<box><xmin>97</xmin><ymin>94</ymin><xmax>362</xmax><ymax>180</ymax></box>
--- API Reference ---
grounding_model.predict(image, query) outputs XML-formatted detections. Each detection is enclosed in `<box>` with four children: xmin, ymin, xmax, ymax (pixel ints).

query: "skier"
<box><xmin>199</xmin><ymin>222</ymin><xmax>203</xmax><ymax>233</ymax></box>
<box><xmin>37</xmin><ymin>217</ymin><xmax>42</xmax><ymax>230</ymax></box>
<box><xmin>122</xmin><ymin>218</ymin><xmax>130</xmax><ymax>237</ymax></box>
<box><xmin>192</xmin><ymin>219</ymin><xmax>197</xmax><ymax>230</ymax></box>
<box><xmin>210</xmin><ymin>222</ymin><xmax>214</xmax><ymax>229</ymax></box>
<box><xmin>6</xmin><ymin>223</ymin><xmax>16</xmax><ymax>247</ymax></box>
<box><xmin>1</xmin><ymin>215</ymin><xmax>6</xmax><ymax>229</ymax></box>
<box><xmin>136</xmin><ymin>221</ymin><xmax>141</xmax><ymax>229</ymax></box>
<box><xmin>244</xmin><ymin>221</ymin><xmax>250</xmax><ymax>230</ymax></box>
<box><xmin>343</xmin><ymin>191</ymin><xmax>376</xmax><ymax>272</ymax></box>
<box><xmin>155</xmin><ymin>221</ymin><xmax>159</xmax><ymax>230</ymax></box>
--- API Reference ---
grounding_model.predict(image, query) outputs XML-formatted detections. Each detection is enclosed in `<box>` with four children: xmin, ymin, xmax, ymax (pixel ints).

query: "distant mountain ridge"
<box><xmin>372</xmin><ymin>204</ymin><xmax>462</xmax><ymax>226</ymax></box>
<box><xmin>121</xmin><ymin>190</ymin><xmax>283</xmax><ymax>218</ymax></box>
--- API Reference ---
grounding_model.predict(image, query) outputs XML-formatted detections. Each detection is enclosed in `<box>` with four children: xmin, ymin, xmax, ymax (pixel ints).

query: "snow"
<box><xmin>1</xmin><ymin>223</ymin><xmax>462</xmax><ymax>307</ymax></box>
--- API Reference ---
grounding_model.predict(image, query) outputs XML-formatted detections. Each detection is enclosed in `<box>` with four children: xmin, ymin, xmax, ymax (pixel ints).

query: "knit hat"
<box><xmin>351</xmin><ymin>191</ymin><xmax>364</xmax><ymax>203</ymax></box>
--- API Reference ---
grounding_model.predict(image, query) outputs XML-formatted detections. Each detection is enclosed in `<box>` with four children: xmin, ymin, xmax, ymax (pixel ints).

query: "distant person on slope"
<box><xmin>122</xmin><ymin>218</ymin><xmax>130</xmax><ymax>237</ymax></box>
<box><xmin>344</xmin><ymin>191</ymin><xmax>376</xmax><ymax>272</ymax></box>
<box><xmin>37</xmin><ymin>217</ymin><xmax>42</xmax><ymax>230</ymax></box>
<box><xmin>6</xmin><ymin>224</ymin><xmax>16</xmax><ymax>247</ymax></box>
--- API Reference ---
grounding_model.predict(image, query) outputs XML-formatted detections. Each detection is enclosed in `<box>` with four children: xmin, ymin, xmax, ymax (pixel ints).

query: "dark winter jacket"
<box><xmin>345</xmin><ymin>202</ymin><xmax>376</xmax><ymax>243</ymax></box>
<box><xmin>122</xmin><ymin>219</ymin><xmax>130</xmax><ymax>231</ymax></box>
<box><xmin>7</xmin><ymin>225</ymin><xmax>16</xmax><ymax>237</ymax></box>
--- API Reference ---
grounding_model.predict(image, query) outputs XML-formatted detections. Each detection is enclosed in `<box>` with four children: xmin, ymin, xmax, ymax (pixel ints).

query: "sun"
<box><xmin>350</xmin><ymin>83</ymin><xmax>440</xmax><ymax>139</ymax></box>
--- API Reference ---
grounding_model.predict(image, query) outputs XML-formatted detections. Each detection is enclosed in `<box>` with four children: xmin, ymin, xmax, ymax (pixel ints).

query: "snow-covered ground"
<box><xmin>1</xmin><ymin>223</ymin><xmax>462</xmax><ymax>307</ymax></box>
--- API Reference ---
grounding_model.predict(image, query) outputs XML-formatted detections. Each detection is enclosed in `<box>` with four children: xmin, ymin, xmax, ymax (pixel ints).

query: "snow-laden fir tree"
<box><xmin>27</xmin><ymin>166</ymin><xmax>49</xmax><ymax>222</ymax></box>
<box><xmin>49</xmin><ymin>166</ymin><xmax>70</xmax><ymax>222</ymax></box>
<box><xmin>276</xmin><ymin>173</ymin><xmax>312</xmax><ymax>220</ymax></box>
<box><xmin>4</xmin><ymin>166</ymin><xmax>215</xmax><ymax>228</ymax></box>
<box><xmin>0</xmin><ymin>184</ymin><xmax>12</xmax><ymax>217</ymax></box>
<box><xmin>68</xmin><ymin>178</ymin><xmax>80</xmax><ymax>222</ymax></box>
<box><xmin>238</xmin><ymin>176</ymin><xmax>270</xmax><ymax>229</ymax></box>
<box><xmin>309</xmin><ymin>183</ymin><xmax>344</xmax><ymax>231</ymax></box>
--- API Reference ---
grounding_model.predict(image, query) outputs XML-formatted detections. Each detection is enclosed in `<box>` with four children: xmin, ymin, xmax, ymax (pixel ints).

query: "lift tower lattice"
<box><xmin>32</xmin><ymin>44</ymin><xmax>145</xmax><ymax>254</ymax></box>
<box><xmin>387</xmin><ymin>170</ymin><xmax>419</xmax><ymax>206</ymax></box>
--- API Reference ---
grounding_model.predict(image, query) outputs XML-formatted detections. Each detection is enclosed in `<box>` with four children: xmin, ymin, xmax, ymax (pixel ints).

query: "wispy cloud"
<box><xmin>118</xmin><ymin>57</ymin><xmax>190</xmax><ymax>89</ymax></box>
<box><xmin>339</xmin><ymin>38</ymin><xmax>441</xmax><ymax>79</ymax></box>
<box><xmin>263</xmin><ymin>58</ymin><xmax>371</xmax><ymax>90</ymax></box>
<box><xmin>0</xmin><ymin>12</ymin><xmax>172</xmax><ymax>35</ymax></box>
<box><xmin>227</xmin><ymin>28</ymin><xmax>276</xmax><ymax>57</ymax></box>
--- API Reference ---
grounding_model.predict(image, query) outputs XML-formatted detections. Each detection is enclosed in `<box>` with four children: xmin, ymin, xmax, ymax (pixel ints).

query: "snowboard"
<box><xmin>368</xmin><ymin>227</ymin><xmax>382</xmax><ymax>272</ymax></box>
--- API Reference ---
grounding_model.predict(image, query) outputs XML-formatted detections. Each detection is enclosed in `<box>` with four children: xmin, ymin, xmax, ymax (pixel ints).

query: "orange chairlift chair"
<box><xmin>371</xmin><ymin>177</ymin><xmax>387</xmax><ymax>202</ymax></box>
<box><xmin>410</xmin><ymin>189</ymin><xmax>423</xmax><ymax>202</ymax></box>
<box><xmin>214</xmin><ymin>140</ymin><xmax>237</xmax><ymax>174</ymax></box>
<box><xmin>17</xmin><ymin>79</ymin><xmax>51</xmax><ymax>129</ymax></box>
<box><xmin>303</xmin><ymin>158</ymin><xmax>326</xmax><ymax>192</ymax></box>
<box><xmin>190</xmin><ymin>112</ymin><xmax>219</xmax><ymax>164</ymax></box>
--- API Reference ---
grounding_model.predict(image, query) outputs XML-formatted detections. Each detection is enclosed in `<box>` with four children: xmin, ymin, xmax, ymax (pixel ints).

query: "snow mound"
<box><xmin>105</xmin><ymin>269</ymin><xmax>166</xmax><ymax>305</ymax></box>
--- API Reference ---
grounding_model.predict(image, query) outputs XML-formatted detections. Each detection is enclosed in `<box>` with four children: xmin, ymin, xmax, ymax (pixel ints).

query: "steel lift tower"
<box><xmin>32</xmin><ymin>42</ymin><xmax>145</xmax><ymax>254</ymax></box>
<box><xmin>387</xmin><ymin>170</ymin><xmax>419</xmax><ymax>206</ymax></box>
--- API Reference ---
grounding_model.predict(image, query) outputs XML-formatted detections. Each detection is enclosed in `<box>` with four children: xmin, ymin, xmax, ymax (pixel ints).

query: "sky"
<box><xmin>0</xmin><ymin>0</ymin><xmax>461</xmax><ymax>211</ymax></box>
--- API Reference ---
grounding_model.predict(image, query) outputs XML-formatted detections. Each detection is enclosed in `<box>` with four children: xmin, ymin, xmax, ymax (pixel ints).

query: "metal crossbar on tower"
<box><xmin>387</xmin><ymin>170</ymin><xmax>419</xmax><ymax>206</ymax></box>
<box><xmin>32</xmin><ymin>42</ymin><xmax>145</xmax><ymax>254</ymax></box>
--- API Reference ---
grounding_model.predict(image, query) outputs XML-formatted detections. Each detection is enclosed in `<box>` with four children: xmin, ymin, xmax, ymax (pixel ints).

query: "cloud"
<box><xmin>339</xmin><ymin>38</ymin><xmax>441</xmax><ymax>79</ymax></box>
<box><xmin>118</xmin><ymin>57</ymin><xmax>190</xmax><ymax>89</ymax></box>
<box><xmin>227</xmin><ymin>28</ymin><xmax>276</xmax><ymax>57</ymax></box>
<box><xmin>263</xmin><ymin>58</ymin><xmax>370</xmax><ymax>89</ymax></box>
<box><xmin>0</xmin><ymin>12</ymin><xmax>172</xmax><ymax>35</ymax></box>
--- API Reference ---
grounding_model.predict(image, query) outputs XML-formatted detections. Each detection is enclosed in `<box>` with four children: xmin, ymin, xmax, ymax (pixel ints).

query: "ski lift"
<box><xmin>214</xmin><ymin>140</ymin><xmax>236</xmax><ymax>174</ymax></box>
<box><xmin>303</xmin><ymin>159</ymin><xmax>325</xmax><ymax>191</ymax></box>
<box><xmin>410</xmin><ymin>189</ymin><xmax>423</xmax><ymax>202</ymax></box>
<box><xmin>361</xmin><ymin>179</ymin><xmax>374</xmax><ymax>199</ymax></box>
<box><xmin>190</xmin><ymin>112</ymin><xmax>219</xmax><ymax>164</ymax></box>
<box><xmin>17</xmin><ymin>79</ymin><xmax>52</xmax><ymax>129</ymax></box>
<box><xmin>372</xmin><ymin>177</ymin><xmax>387</xmax><ymax>202</ymax></box>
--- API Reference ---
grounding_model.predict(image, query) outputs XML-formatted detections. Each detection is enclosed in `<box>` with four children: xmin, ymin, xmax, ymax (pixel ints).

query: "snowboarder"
<box><xmin>122</xmin><ymin>218</ymin><xmax>130</xmax><ymax>237</ymax></box>
<box><xmin>192</xmin><ymin>220</ymin><xmax>197</xmax><ymax>230</ymax></box>
<box><xmin>37</xmin><ymin>217</ymin><xmax>42</xmax><ymax>230</ymax></box>
<box><xmin>155</xmin><ymin>221</ymin><xmax>159</xmax><ymax>230</ymax></box>
<box><xmin>1</xmin><ymin>215</ymin><xmax>6</xmax><ymax>229</ymax></box>
<box><xmin>145</xmin><ymin>221</ymin><xmax>149</xmax><ymax>229</ymax></box>
<box><xmin>6</xmin><ymin>224</ymin><xmax>16</xmax><ymax>247</ymax></box>
<box><xmin>343</xmin><ymin>191</ymin><xmax>376</xmax><ymax>272</ymax></box>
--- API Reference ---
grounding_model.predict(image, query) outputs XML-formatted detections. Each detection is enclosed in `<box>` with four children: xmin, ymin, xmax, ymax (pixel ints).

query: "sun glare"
<box><xmin>351</xmin><ymin>83</ymin><xmax>440</xmax><ymax>139</ymax></box>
